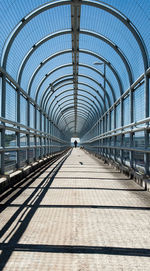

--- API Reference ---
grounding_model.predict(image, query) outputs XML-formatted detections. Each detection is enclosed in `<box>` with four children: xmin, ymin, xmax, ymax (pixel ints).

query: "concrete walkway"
<box><xmin>0</xmin><ymin>148</ymin><xmax>150</xmax><ymax>270</ymax></box>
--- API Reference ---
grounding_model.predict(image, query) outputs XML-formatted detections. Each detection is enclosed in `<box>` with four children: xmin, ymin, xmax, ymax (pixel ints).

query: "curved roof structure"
<box><xmin>0</xmin><ymin>0</ymin><xmax>150</xmax><ymax>137</ymax></box>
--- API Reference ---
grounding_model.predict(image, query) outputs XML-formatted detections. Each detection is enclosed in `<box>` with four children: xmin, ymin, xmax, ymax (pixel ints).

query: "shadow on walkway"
<box><xmin>0</xmin><ymin>152</ymin><xmax>70</xmax><ymax>270</ymax></box>
<box><xmin>0</xmin><ymin>243</ymin><xmax>150</xmax><ymax>257</ymax></box>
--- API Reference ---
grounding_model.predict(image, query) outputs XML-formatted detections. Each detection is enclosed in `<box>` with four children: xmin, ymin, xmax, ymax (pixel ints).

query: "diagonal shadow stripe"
<box><xmin>0</xmin><ymin>152</ymin><xmax>70</xmax><ymax>270</ymax></box>
<box><xmin>0</xmin><ymin>243</ymin><xmax>150</xmax><ymax>257</ymax></box>
<box><xmin>1</xmin><ymin>204</ymin><xmax>150</xmax><ymax>211</ymax></box>
<box><xmin>13</xmin><ymin>187</ymin><xmax>143</xmax><ymax>192</ymax></box>
<box><xmin>54</xmin><ymin>177</ymin><xmax>129</xmax><ymax>180</ymax></box>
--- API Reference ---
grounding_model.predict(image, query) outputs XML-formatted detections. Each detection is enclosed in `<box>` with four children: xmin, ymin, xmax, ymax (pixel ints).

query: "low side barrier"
<box><xmin>0</xmin><ymin>148</ymin><xmax>71</xmax><ymax>194</ymax></box>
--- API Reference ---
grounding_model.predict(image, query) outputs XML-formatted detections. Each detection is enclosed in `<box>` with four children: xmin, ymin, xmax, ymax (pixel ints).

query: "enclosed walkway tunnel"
<box><xmin>0</xmin><ymin>0</ymin><xmax>150</xmax><ymax>179</ymax></box>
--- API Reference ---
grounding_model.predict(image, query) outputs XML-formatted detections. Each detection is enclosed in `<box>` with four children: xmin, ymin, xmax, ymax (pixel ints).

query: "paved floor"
<box><xmin>0</xmin><ymin>148</ymin><xmax>150</xmax><ymax>270</ymax></box>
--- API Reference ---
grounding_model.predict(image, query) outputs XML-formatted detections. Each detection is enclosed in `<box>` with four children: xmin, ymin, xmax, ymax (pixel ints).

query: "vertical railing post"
<box><xmin>40</xmin><ymin>111</ymin><xmax>42</xmax><ymax>158</ymax></box>
<box><xmin>17</xmin><ymin>89</ymin><xmax>20</xmax><ymax>169</ymax></box>
<box><xmin>114</xmin><ymin>105</ymin><xmax>117</xmax><ymax>161</ymax></box>
<box><xmin>1</xmin><ymin>74</ymin><xmax>6</xmax><ymax>175</ymax></box>
<box><xmin>34</xmin><ymin>106</ymin><xmax>37</xmax><ymax>160</ymax></box>
<box><xmin>1</xmin><ymin>74</ymin><xmax>6</xmax><ymax>118</ymax></box>
<box><xmin>120</xmin><ymin>98</ymin><xmax>124</xmax><ymax>164</ymax></box>
<box><xmin>144</xmin><ymin>74</ymin><xmax>149</xmax><ymax>175</ymax></box>
<box><xmin>47</xmin><ymin>118</ymin><xmax>50</xmax><ymax>155</ymax></box>
<box><xmin>27</xmin><ymin>99</ymin><xmax>30</xmax><ymax>164</ymax></box>
<box><xmin>129</xmin><ymin>89</ymin><xmax>134</xmax><ymax>169</ymax></box>
<box><xmin>108</xmin><ymin>110</ymin><xmax>111</xmax><ymax>159</ymax></box>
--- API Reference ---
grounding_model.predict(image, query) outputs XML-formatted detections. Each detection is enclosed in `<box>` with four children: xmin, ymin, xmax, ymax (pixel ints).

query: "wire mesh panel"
<box><xmin>123</xmin><ymin>95</ymin><xmax>130</xmax><ymax>126</ymax></box>
<box><xmin>5</xmin><ymin>130</ymin><xmax>16</xmax><ymax>147</ymax></box>
<box><xmin>110</xmin><ymin>109</ymin><xmax>114</xmax><ymax>130</ymax></box>
<box><xmin>4</xmin><ymin>151</ymin><xmax>17</xmax><ymax>174</ymax></box>
<box><xmin>36</xmin><ymin>109</ymin><xmax>41</xmax><ymax>131</ymax></box>
<box><xmin>133</xmin><ymin>84</ymin><xmax>145</xmax><ymax>123</ymax></box>
<box><xmin>30</xmin><ymin>103</ymin><xmax>35</xmax><ymax>129</ymax></box>
<box><xmin>116</xmin><ymin>103</ymin><xmax>121</xmax><ymax>128</ymax></box>
<box><xmin>20</xmin><ymin>95</ymin><xmax>27</xmax><ymax>126</ymax></box>
<box><xmin>6</xmin><ymin>83</ymin><xmax>17</xmax><ymax>122</ymax></box>
<box><xmin>20</xmin><ymin>150</ymin><xmax>27</xmax><ymax>168</ymax></box>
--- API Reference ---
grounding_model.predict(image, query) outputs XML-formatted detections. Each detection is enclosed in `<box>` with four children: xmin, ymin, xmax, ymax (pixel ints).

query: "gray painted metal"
<box><xmin>40</xmin><ymin>73</ymin><xmax>112</xmax><ymax>108</ymax></box>
<box><xmin>43</xmin><ymin>81</ymin><xmax>105</xmax><ymax>113</ymax></box>
<box><xmin>80</xmin><ymin>29</ymin><xmax>133</xmax><ymax>85</ymax></box>
<box><xmin>54</xmin><ymin>102</ymin><xmax>97</xmax><ymax>126</ymax></box>
<box><xmin>2</xmin><ymin>0</ymin><xmax>147</xmax><ymax>72</ymax></box>
<box><xmin>48</xmin><ymin>88</ymin><xmax>103</xmax><ymax>116</ymax></box>
<box><xmin>49</xmin><ymin>94</ymin><xmax>101</xmax><ymax>120</ymax></box>
<box><xmin>16</xmin><ymin>28</ymin><xmax>133</xmax><ymax>93</ymax></box>
<box><xmin>51</xmin><ymin>98</ymin><xmax>99</xmax><ymax>123</ymax></box>
<box><xmin>36</xmin><ymin>62</ymin><xmax>119</xmax><ymax>107</ymax></box>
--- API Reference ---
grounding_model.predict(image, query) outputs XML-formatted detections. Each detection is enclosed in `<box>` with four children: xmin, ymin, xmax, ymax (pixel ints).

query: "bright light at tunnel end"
<box><xmin>71</xmin><ymin>137</ymin><xmax>80</xmax><ymax>143</ymax></box>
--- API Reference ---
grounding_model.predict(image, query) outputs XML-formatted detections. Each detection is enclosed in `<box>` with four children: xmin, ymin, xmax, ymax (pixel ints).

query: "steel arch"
<box><xmin>48</xmin><ymin>88</ymin><xmax>103</xmax><ymax>116</ymax></box>
<box><xmin>50</xmin><ymin>98</ymin><xmax>100</xmax><ymax>123</ymax></box>
<box><xmin>49</xmin><ymin>93</ymin><xmax>101</xmax><ymax>120</ymax></box>
<box><xmin>43</xmin><ymin>81</ymin><xmax>105</xmax><ymax>114</ymax></box>
<box><xmin>2</xmin><ymin>0</ymin><xmax>148</xmax><ymax>71</ymax></box>
<box><xmin>35</xmin><ymin>62</ymin><xmax>121</xmax><ymax>105</ymax></box>
<box><xmin>54</xmin><ymin>102</ymin><xmax>98</xmax><ymax>125</ymax></box>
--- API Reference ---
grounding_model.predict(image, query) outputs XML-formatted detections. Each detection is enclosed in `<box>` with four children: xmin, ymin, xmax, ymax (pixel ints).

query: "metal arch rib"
<box><xmin>63</xmin><ymin>114</ymin><xmax>92</xmax><ymax>135</ymax></box>
<box><xmin>50</xmin><ymin>98</ymin><xmax>100</xmax><ymax>123</ymax></box>
<box><xmin>55</xmin><ymin>106</ymin><xmax>95</xmax><ymax>129</ymax></box>
<box><xmin>1</xmin><ymin>0</ymin><xmax>72</xmax><ymax>69</ymax></box>
<box><xmin>17</xmin><ymin>29</ymin><xmax>72</xmax><ymax>84</ymax></box>
<box><xmin>62</xmin><ymin>112</ymin><xmax>91</xmax><ymax>126</ymax></box>
<box><xmin>53</xmin><ymin>102</ymin><xmax>98</xmax><ymax>125</ymax></box>
<box><xmin>59</xmin><ymin>111</ymin><xmax>94</xmax><ymax>135</ymax></box>
<box><xmin>56</xmin><ymin>107</ymin><xmax>95</xmax><ymax>128</ymax></box>
<box><xmin>49</xmin><ymin>94</ymin><xmax>101</xmax><ymax>120</ymax></box>
<box><xmin>36</xmin><ymin>62</ymin><xmax>118</xmax><ymax>104</ymax></box>
<box><xmin>27</xmin><ymin>49</ymin><xmax>121</xmax><ymax>99</ymax></box>
<box><xmin>17</xmin><ymin>29</ymin><xmax>131</xmax><ymax>91</ymax></box>
<box><xmin>80</xmin><ymin>29</ymin><xmax>133</xmax><ymax>85</ymax></box>
<box><xmin>36</xmin><ymin>63</ymin><xmax>73</xmax><ymax>102</ymax></box>
<box><xmin>54</xmin><ymin>106</ymin><xmax>72</xmax><ymax>133</ymax></box>
<box><xmin>40</xmin><ymin>70</ymin><xmax>107</xmax><ymax>110</ymax></box>
<box><xmin>58</xmin><ymin>109</ymin><xmax>93</xmax><ymax>126</ymax></box>
<box><xmin>1</xmin><ymin>0</ymin><xmax>148</xmax><ymax>73</ymax></box>
<box><xmin>48</xmin><ymin>88</ymin><xmax>103</xmax><ymax>116</ymax></box>
<box><xmin>40</xmin><ymin>73</ymin><xmax>110</xmax><ymax>109</ymax></box>
<box><xmin>27</xmin><ymin>49</ymin><xmax>72</xmax><ymax>95</ymax></box>
<box><xmin>43</xmin><ymin>81</ymin><xmax>105</xmax><ymax>114</ymax></box>
<box><xmin>79</xmin><ymin>49</ymin><xmax>122</xmax><ymax>94</ymax></box>
<box><xmin>39</xmin><ymin>73</ymin><xmax>112</xmax><ymax>108</ymax></box>
<box><xmin>59</xmin><ymin>113</ymin><xmax>92</xmax><ymax>131</ymax></box>
<box><xmin>82</xmin><ymin>0</ymin><xmax>148</xmax><ymax>70</ymax></box>
<box><xmin>78</xmin><ymin>74</ymin><xmax>114</xmax><ymax>104</ymax></box>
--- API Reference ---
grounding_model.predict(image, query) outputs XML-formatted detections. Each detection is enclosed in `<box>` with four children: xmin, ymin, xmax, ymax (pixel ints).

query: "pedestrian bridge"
<box><xmin>0</xmin><ymin>0</ymin><xmax>150</xmax><ymax>270</ymax></box>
